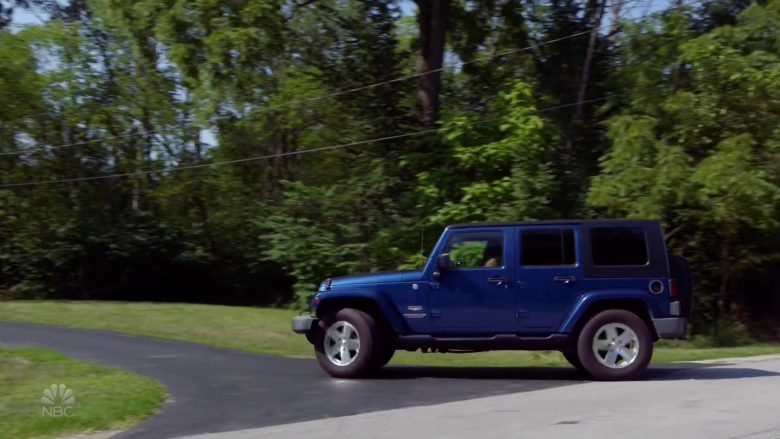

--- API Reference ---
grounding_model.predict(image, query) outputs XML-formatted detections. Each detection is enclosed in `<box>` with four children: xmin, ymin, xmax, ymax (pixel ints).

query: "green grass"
<box><xmin>0</xmin><ymin>347</ymin><xmax>166</xmax><ymax>439</ymax></box>
<box><xmin>2</xmin><ymin>301</ymin><xmax>780</xmax><ymax>368</ymax></box>
<box><xmin>0</xmin><ymin>301</ymin><xmax>312</xmax><ymax>357</ymax></box>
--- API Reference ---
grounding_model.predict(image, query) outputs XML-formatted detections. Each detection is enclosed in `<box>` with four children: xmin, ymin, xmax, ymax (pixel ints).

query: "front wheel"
<box><xmin>373</xmin><ymin>346</ymin><xmax>395</xmax><ymax>369</ymax></box>
<box><xmin>314</xmin><ymin>308</ymin><xmax>383</xmax><ymax>378</ymax></box>
<box><xmin>562</xmin><ymin>351</ymin><xmax>583</xmax><ymax>370</ymax></box>
<box><xmin>576</xmin><ymin>309</ymin><xmax>653</xmax><ymax>381</ymax></box>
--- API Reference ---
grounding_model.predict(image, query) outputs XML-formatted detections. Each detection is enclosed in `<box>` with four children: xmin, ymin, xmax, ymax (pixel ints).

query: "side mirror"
<box><xmin>437</xmin><ymin>253</ymin><xmax>452</xmax><ymax>270</ymax></box>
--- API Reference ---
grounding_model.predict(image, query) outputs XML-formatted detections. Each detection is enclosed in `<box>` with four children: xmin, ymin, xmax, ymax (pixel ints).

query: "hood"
<box><xmin>327</xmin><ymin>270</ymin><xmax>422</xmax><ymax>288</ymax></box>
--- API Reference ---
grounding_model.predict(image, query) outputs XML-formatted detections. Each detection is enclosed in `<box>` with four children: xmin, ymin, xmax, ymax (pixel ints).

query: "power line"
<box><xmin>0</xmin><ymin>127</ymin><xmax>450</xmax><ymax>188</ymax></box>
<box><xmin>0</xmin><ymin>132</ymin><xmax>149</xmax><ymax>157</ymax></box>
<box><xmin>0</xmin><ymin>0</ymin><xmax>702</xmax><ymax>157</ymax></box>
<box><xmin>0</xmin><ymin>95</ymin><xmax>613</xmax><ymax>188</ymax></box>
<box><xmin>0</xmin><ymin>56</ymin><xmax>756</xmax><ymax>189</ymax></box>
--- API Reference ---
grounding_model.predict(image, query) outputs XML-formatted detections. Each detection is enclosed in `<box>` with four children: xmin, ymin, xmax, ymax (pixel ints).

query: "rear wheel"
<box><xmin>314</xmin><ymin>308</ymin><xmax>383</xmax><ymax>378</ymax></box>
<box><xmin>576</xmin><ymin>309</ymin><xmax>653</xmax><ymax>381</ymax></box>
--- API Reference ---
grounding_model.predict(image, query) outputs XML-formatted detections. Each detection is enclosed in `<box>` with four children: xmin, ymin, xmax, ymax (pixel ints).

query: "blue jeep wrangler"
<box><xmin>292</xmin><ymin>220</ymin><xmax>692</xmax><ymax>380</ymax></box>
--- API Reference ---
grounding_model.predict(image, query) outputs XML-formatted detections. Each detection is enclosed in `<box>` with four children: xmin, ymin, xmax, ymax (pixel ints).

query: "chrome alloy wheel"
<box><xmin>324</xmin><ymin>321</ymin><xmax>361</xmax><ymax>366</ymax></box>
<box><xmin>592</xmin><ymin>323</ymin><xmax>639</xmax><ymax>369</ymax></box>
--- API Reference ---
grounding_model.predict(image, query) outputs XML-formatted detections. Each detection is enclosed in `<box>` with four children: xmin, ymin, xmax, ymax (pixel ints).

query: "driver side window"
<box><xmin>446</xmin><ymin>232</ymin><xmax>504</xmax><ymax>269</ymax></box>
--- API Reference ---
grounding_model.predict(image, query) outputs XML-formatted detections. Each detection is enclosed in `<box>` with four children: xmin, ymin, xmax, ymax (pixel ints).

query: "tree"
<box><xmin>414</xmin><ymin>0</ymin><xmax>450</xmax><ymax>123</ymax></box>
<box><xmin>417</xmin><ymin>80</ymin><xmax>558</xmax><ymax>227</ymax></box>
<box><xmin>588</xmin><ymin>2</ymin><xmax>780</xmax><ymax>334</ymax></box>
<box><xmin>2</xmin><ymin>0</ymin><xmax>779</xmax><ymax>335</ymax></box>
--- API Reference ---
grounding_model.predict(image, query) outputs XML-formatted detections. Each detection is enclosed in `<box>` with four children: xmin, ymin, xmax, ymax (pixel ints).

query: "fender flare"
<box><xmin>559</xmin><ymin>289</ymin><xmax>659</xmax><ymax>334</ymax></box>
<box><xmin>316</xmin><ymin>289</ymin><xmax>408</xmax><ymax>334</ymax></box>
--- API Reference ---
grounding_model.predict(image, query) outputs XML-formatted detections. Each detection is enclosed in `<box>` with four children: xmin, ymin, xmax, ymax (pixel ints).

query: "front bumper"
<box><xmin>653</xmin><ymin>317</ymin><xmax>688</xmax><ymax>339</ymax></box>
<box><xmin>292</xmin><ymin>315</ymin><xmax>318</xmax><ymax>334</ymax></box>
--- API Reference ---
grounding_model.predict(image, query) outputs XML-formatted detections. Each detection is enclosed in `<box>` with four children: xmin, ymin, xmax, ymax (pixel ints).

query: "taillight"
<box><xmin>670</xmin><ymin>279</ymin><xmax>680</xmax><ymax>299</ymax></box>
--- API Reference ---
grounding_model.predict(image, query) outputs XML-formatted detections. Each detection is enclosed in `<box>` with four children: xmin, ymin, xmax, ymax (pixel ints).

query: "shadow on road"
<box><xmin>377</xmin><ymin>365</ymin><xmax>582</xmax><ymax>380</ymax></box>
<box><xmin>647</xmin><ymin>364</ymin><xmax>780</xmax><ymax>381</ymax></box>
<box><xmin>376</xmin><ymin>363</ymin><xmax>780</xmax><ymax>381</ymax></box>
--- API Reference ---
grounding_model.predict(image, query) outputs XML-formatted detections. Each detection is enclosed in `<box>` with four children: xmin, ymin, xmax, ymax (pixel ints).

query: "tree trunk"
<box><xmin>608</xmin><ymin>0</ymin><xmax>624</xmax><ymax>43</ymax></box>
<box><xmin>717</xmin><ymin>234</ymin><xmax>733</xmax><ymax>319</ymax></box>
<box><xmin>772</xmin><ymin>272</ymin><xmax>780</xmax><ymax>336</ymax></box>
<box><xmin>565</xmin><ymin>0</ymin><xmax>606</xmax><ymax>153</ymax></box>
<box><xmin>132</xmin><ymin>108</ymin><xmax>154</xmax><ymax>212</ymax></box>
<box><xmin>414</xmin><ymin>0</ymin><xmax>450</xmax><ymax>124</ymax></box>
<box><xmin>131</xmin><ymin>125</ymin><xmax>144</xmax><ymax>211</ymax></box>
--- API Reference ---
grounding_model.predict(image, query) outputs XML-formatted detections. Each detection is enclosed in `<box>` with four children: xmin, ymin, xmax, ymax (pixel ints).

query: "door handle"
<box><xmin>488</xmin><ymin>276</ymin><xmax>510</xmax><ymax>287</ymax></box>
<box><xmin>554</xmin><ymin>276</ymin><xmax>576</xmax><ymax>285</ymax></box>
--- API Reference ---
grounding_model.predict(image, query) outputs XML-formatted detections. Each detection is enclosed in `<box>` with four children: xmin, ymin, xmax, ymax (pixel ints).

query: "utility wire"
<box><xmin>0</xmin><ymin>95</ymin><xmax>613</xmax><ymax>188</ymax></box>
<box><xmin>0</xmin><ymin>132</ymin><xmax>148</xmax><ymax>157</ymax></box>
<box><xmin>0</xmin><ymin>58</ymin><xmax>756</xmax><ymax>190</ymax></box>
<box><xmin>0</xmin><ymin>0</ymin><xmax>703</xmax><ymax>157</ymax></box>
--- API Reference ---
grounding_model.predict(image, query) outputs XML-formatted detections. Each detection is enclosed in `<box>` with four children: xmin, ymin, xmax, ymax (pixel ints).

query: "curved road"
<box><xmin>0</xmin><ymin>322</ymin><xmax>580</xmax><ymax>438</ymax></box>
<box><xmin>5</xmin><ymin>322</ymin><xmax>779</xmax><ymax>439</ymax></box>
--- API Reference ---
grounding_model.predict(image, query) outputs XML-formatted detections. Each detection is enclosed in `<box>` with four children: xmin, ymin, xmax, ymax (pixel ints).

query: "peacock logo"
<box><xmin>41</xmin><ymin>384</ymin><xmax>75</xmax><ymax>417</ymax></box>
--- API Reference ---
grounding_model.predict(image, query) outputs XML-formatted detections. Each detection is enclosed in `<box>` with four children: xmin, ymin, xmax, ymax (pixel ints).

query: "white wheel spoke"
<box><xmin>340</xmin><ymin>346</ymin><xmax>351</xmax><ymax>362</ymax></box>
<box><xmin>617</xmin><ymin>348</ymin><xmax>635</xmax><ymax>363</ymax></box>
<box><xmin>605</xmin><ymin>349</ymin><xmax>618</xmax><ymax>366</ymax></box>
<box><xmin>324</xmin><ymin>321</ymin><xmax>361</xmax><ymax>367</ymax></box>
<box><xmin>592</xmin><ymin>323</ymin><xmax>639</xmax><ymax>369</ymax></box>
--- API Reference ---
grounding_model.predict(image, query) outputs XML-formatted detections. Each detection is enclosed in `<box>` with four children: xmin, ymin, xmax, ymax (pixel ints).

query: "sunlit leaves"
<box><xmin>421</xmin><ymin>80</ymin><xmax>557</xmax><ymax>226</ymax></box>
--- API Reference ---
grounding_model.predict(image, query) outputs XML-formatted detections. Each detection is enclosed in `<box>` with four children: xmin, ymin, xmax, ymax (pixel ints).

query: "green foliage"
<box><xmin>449</xmin><ymin>241</ymin><xmax>488</xmax><ymax>268</ymax></box>
<box><xmin>588</xmin><ymin>1</ymin><xmax>780</xmax><ymax>329</ymax></box>
<box><xmin>691</xmin><ymin>319</ymin><xmax>755</xmax><ymax>348</ymax></box>
<box><xmin>417</xmin><ymin>81</ymin><xmax>557</xmax><ymax>227</ymax></box>
<box><xmin>261</xmin><ymin>165</ymin><xmax>412</xmax><ymax>305</ymax></box>
<box><xmin>0</xmin><ymin>0</ymin><xmax>778</xmax><ymax>331</ymax></box>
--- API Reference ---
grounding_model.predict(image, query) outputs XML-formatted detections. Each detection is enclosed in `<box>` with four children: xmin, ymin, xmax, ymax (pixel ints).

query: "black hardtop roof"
<box><xmin>447</xmin><ymin>219</ymin><xmax>661</xmax><ymax>229</ymax></box>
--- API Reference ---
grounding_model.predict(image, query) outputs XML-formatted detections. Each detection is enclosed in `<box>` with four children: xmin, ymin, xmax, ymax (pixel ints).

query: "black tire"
<box><xmin>314</xmin><ymin>308</ymin><xmax>384</xmax><ymax>378</ymax></box>
<box><xmin>373</xmin><ymin>346</ymin><xmax>395</xmax><ymax>369</ymax></box>
<box><xmin>562</xmin><ymin>351</ymin><xmax>583</xmax><ymax>370</ymax></box>
<box><xmin>576</xmin><ymin>309</ymin><xmax>653</xmax><ymax>381</ymax></box>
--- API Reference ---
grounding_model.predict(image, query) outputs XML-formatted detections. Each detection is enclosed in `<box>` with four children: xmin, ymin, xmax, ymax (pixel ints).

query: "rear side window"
<box><xmin>591</xmin><ymin>227</ymin><xmax>648</xmax><ymax>266</ymax></box>
<box><xmin>521</xmin><ymin>230</ymin><xmax>576</xmax><ymax>266</ymax></box>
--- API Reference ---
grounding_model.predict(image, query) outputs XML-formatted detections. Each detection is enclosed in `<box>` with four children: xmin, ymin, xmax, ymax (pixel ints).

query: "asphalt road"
<box><xmin>0</xmin><ymin>322</ymin><xmax>581</xmax><ymax>438</ymax></box>
<box><xmin>186</xmin><ymin>356</ymin><xmax>780</xmax><ymax>439</ymax></box>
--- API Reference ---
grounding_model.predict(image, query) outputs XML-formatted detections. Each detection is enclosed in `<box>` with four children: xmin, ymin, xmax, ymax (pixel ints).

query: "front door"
<box><xmin>429</xmin><ymin>229</ymin><xmax>516</xmax><ymax>331</ymax></box>
<box><xmin>516</xmin><ymin>226</ymin><xmax>583</xmax><ymax>331</ymax></box>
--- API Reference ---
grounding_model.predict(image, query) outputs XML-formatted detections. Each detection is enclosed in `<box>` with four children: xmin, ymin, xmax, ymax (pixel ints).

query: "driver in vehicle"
<box><xmin>482</xmin><ymin>242</ymin><xmax>502</xmax><ymax>267</ymax></box>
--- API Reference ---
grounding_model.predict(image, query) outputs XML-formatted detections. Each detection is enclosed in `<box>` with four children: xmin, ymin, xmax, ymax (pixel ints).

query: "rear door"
<box><xmin>516</xmin><ymin>225</ymin><xmax>582</xmax><ymax>331</ymax></box>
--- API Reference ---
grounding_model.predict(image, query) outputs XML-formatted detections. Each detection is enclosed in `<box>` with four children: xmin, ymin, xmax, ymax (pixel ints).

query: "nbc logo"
<box><xmin>41</xmin><ymin>384</ymin><xmax>75</xmax><ymax>417</ymax></box>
